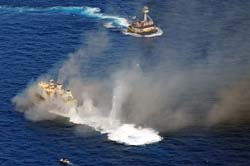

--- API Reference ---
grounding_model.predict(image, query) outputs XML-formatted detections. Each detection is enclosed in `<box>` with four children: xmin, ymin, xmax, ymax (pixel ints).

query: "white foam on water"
<box><xmin>0</xmin><ymin>6</ymin><xmax>129</xmax><ymax>28</ymax></box>
<box><xmin>80</xmin><ymin>7</ymin><xmax>129</xmax><ymax>27</ymax></box>
<box><xmin>0</xmin><ymin>5</ymin><xmax>165</xmax><ymax>37</ymax></box>
<box><xmin>68</xmin><ymin>110</ymin><xmax>162</xmax><ymax>146</ymax></box>
<box><xmin>108</xmin><ymin>124</ymin><xmax>163</xmax><ymax>146</ymax></box>
<box><xmin>65</xmin><ymin>82</ymin><xmax>162</xmax><ymax>146</ymax></box>
<box><xmin>45</xmin><ymin>96</ymin><xmax>163</xmax><ymax>146</ymax></box>
<box><xmin>68</xmin><ymin>76</ymin><xmax>162</xmax><ymax>146</ymax></box>
<box><xmin>103</xmin><ymin>22</ymin><xmax>116</xmax><ymax>28</ymax></box>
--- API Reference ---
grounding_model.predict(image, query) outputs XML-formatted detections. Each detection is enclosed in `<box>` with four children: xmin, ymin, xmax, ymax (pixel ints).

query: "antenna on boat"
<box><xmin>142</xmin><ymin>6</ymin><xmax>149</xmax><ymax>22</ymax></box>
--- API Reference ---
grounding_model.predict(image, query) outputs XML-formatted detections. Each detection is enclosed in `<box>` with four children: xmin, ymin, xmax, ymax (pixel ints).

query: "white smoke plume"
<box><xmin>13</xmin><ymin>29</ymin><xmax>250</xmax><ymax>131</ymax></box>
<box><xmin>13</xmin><ymin>1</ymin><xmax>250</xmax><ymax>145</ymax></box>
<box><xmin>207</xmin><ymin>79</ymin><xmax>250</xmax><ymax>125</ymax></box>
<box><xmin>13</xmin><ymin>31</ymin><xmax>111</xmax><ymax>121</ymax></box>
<box><xmin>58</xmin><ymin>31</ymin><xmax>110</xmax><ymax>83</ymax></box>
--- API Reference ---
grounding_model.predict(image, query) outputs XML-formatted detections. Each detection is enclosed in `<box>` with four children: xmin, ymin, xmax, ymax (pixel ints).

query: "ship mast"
<box><xmin>142</xmin><ymin>6</ymin><xmax>149</xmax><ymax>22</ymax></box>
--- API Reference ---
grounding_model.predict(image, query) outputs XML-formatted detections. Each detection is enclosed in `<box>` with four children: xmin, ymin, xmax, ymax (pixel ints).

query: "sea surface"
<box><xmin>1</xmin><ymin>0</ymin><xmax>250</xmax><ymax>165</ymax></box>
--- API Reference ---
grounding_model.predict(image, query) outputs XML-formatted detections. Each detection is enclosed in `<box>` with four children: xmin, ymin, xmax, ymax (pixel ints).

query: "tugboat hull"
<box><xmin>128</xmin><ymin>25</ymin><xmax>158</xmax><ymax>35</ymax></box>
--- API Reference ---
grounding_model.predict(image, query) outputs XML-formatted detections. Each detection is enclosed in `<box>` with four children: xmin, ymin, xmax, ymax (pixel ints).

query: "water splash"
<box><xmin>14</xmin><ymin>83</ymin><xmax>162</xmax><ymax>146</ymax></box>
<box><xmin>109</xmin><ymin>85</ymin><xmax>124</xmax><ymax>124</ymax></box>
<box><xmin>68</xmin><ymin>108</ymin><xmax>162</xmax><ymax>146</ymax></box>
<box><xmin>74</xmin><ymin>82</ymin><xmax>163</xmax><ymax>145</ymax></box>
<box><xmin>108</xmin><ymin>124</ymin><xmax>162</xmax><ymax>146</ymax></box>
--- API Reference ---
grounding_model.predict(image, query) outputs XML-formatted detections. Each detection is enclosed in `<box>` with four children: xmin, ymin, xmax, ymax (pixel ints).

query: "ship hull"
<box><xmin>128</xmin><ymin>25</ymin><xmax>158</xmax><ymax>35</ymax></box>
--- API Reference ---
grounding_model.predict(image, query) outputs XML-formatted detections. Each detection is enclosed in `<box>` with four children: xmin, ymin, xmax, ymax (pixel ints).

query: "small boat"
<box><xmin>60</xmin><ymin>158</ymin><xmax>71</xmax><ymax>166</ymax></box>
<box><xmin>128</xmin><ymin>6</ymin><xmax>158</xmax><ymax>35</ymax></box>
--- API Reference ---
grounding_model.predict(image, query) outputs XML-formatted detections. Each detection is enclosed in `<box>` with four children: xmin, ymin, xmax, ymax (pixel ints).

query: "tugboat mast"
<box><xmin>143</xmin><ymin>6</ymin><xmax>149</xmax><ymax>22</ymax></box>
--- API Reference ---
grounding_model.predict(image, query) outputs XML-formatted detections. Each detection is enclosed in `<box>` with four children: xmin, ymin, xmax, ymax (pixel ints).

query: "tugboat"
<box><xmin>128</xmin><ymin>6</ymin><xmax>158</xmax><ymax>35</ymax></box>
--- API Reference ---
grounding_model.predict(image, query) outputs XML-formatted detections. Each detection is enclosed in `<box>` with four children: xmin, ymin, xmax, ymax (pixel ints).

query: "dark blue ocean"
<box><xmin>1</xmin><ymin>0</ymin><xmax>250</xmax><ymax>165</ymax></box>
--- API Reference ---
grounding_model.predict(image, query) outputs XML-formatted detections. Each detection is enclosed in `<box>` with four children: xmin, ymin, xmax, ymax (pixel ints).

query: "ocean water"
<box><xmin>1</xmin><ymin>0</ymin><xmax>250</xmax><ymax>165</ymax></box>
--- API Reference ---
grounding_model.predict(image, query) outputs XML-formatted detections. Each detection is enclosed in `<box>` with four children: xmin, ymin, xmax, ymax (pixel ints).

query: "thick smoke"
<box><xmin>13</xmin><ymin>1</ymin><xmax>250</xmax><ymax>134</ymax></box>
<box><xmin>207</xmin><ymin>79</ymin><xmax>250</xmax><ymax>125</ymax></box>
<box><xmin>13</xmin><ymin>31</ymin><xmax>111</xmax><ymax>121</ymax></box>
<box><xmin>12</xmin><ymin>84</ymin><xmax>58</xmax><ymax>121</ymax></box>
<box><xmin>58</xmin><ymin>31</ymin><xmax>110</xmax><ymax>83</ymax></box>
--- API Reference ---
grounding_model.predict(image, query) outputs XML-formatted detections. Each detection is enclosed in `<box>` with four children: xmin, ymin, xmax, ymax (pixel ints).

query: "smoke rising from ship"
<box><xmin>13</xmin><ymin>30</ymin><xmax>250</xmax><ymax>131</ymax></box>
<box><xmin>13</xmin><ymin>2</ymin><xmax>250</xmax><ymax>145</ymax></box>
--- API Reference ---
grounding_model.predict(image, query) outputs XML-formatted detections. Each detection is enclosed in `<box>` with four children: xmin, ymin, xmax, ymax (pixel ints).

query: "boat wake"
<box><xmin>0</xmin><ymin>5</ymin><xmax>129</xmax><ymax>28</ymax></box>
<box><xmin>0</xmin><ymin>5</ymin><xmax>165</xmax><ymax>37</ymax></box>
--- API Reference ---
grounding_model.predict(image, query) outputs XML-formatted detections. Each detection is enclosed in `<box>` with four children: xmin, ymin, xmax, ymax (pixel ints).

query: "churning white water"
<box><xmin>47</xmin><ymin>83</ymin><xmax>163</xmax><ymax>146</ymax></box>
<box><xmin>68</xmin><ymin>108</ymin><xmax>163</xmax><ymax>146</ymax></box>
<box><xmin>68</xmin><ymin>82</ymin><xmax>162</xmax><ymax>146</ymax></box>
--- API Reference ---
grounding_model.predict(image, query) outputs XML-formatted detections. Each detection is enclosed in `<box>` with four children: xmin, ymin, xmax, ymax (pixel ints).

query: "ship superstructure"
<box><xmin>37</xmin><ymin>79</ymin><xmax>77</xmax><ymax>106</ymax></box>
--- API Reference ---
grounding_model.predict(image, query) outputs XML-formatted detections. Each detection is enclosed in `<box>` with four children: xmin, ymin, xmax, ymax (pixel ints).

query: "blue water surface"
<box><xmin>0</xmin><ymin>0</ymin><xmax>250</xmax><ymax>165</ymax></box>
